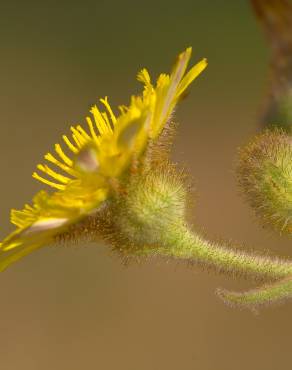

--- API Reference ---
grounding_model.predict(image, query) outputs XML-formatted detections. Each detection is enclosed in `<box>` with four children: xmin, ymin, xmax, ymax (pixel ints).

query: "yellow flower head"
<box><xmin>0</xmin><ymin>48</ymin><xmax>207</xmax><ymax>271</ymax></box>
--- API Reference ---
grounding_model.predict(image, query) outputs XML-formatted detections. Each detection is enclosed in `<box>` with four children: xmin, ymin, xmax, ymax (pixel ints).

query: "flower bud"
<box><xmin>237</xmin><ymin>129</ymin><xmax>292</xmax><ymax>233</ymax></box>
<box><xmin>113</xmin><ymin>165</ymin><xmax>187</xmax><ymax>248</ymax></box>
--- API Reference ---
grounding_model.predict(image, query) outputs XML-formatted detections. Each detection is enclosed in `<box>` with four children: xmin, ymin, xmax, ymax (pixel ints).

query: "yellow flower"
<box><xmin>0</xmin><ymin>47</ymin><xmax>207</xmax><ymax>271</ymax></box>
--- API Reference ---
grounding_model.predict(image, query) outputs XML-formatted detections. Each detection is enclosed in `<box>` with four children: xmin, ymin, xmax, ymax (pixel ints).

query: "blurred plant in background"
<box><xmin>232</xmin><ymin>0</ymin><xmax>292</xmax><ymax>309</ymax></box>
<box><xmin>251</xmin><ymin>0</ymin><xmax>292</xmax><ymax>132</ymax></box>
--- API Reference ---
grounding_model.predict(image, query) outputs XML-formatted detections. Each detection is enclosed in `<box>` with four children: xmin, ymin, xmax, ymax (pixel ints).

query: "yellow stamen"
<box><xmin>36</xmin><ymin>164</ymin><xmax>71</xmax><ymax>184</ymax></box>
<box><xmin>86</xmin><ymin>117</ymin><xmax>100</xmax><ymax>143</ymax></box>
<box><xmin>90</xmin><ymin>105</ymin><xmax>111</xmax><ymax>134</ymax></box>
<box><xmin>100</xmin><ymin>97</ymin><xmax>117</xmax><ymax>125</ymax></box>
<box><xmin>137</xmin><ymin>68</ymin><xmax>151</xmax><ymax>86</ymax></box>
<box><xmin>32</xmin><ymin>172</ymin><xmax>66</xmax><ymax>190</ymax></box>
<box><xmin>55</xmin><ymin>144</ymin><xmax>73</xmax><ymax>166</ymax></box>
<box><xmin>62</xmin><ymin>135</ymin><xmax>79</xmax><ymax>153</ymax></box>
<box><xmin>71</xmin><ymin>127</ymin><xmax>87</xmax><ymax>146</ymax></box>
<box><xmin>76</xmin><ymin>125</ymin><xmax>91</xmax><ymax>140</ymax></box>
<box><xmin>44</xmin><ymin>153</ymin><xmax>78</xmax><ymax>177</ymax></box>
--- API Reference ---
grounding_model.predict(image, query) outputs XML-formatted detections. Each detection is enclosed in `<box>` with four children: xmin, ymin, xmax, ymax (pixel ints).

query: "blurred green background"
<box><xmin>1</xmin><ymin>1</ymin><xmax>291</xmax><ymax>369</ymax></box>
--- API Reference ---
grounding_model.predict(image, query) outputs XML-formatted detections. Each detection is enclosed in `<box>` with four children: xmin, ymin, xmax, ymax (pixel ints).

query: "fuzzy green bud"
<box><xmin>114</xmin><ymin>165</ymin><xmax>187</xmax><ymax>248</ymax></box>
<box><xmin>237</xmin><ymin>129</ymin><xmax>292</xmax><ymax>233</ymax></box>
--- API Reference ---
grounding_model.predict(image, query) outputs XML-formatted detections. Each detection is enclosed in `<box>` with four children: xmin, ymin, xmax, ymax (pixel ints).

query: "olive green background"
<box><xmin>0</xmin><ymin>1</ymin><xmax>291</xmax><ymax>369</ymax></box>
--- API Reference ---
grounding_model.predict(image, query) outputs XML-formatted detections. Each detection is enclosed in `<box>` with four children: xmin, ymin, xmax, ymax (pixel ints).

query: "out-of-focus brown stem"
<box><xmin>251</xmin><ymin>0</ymin><xmax>292</xmax><ymax>131</ymax></box>
<box><xmin>251</xmin><ymin>0</ymin><xmax>292</xmax><ymax>49</ymax></box>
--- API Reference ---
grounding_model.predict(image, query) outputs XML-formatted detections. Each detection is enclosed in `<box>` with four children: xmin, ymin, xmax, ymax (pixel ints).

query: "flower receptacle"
<box><xmin>113</xmin><ymin>164</ymin><xmax>188</xmax><ymax>250</ymax></box>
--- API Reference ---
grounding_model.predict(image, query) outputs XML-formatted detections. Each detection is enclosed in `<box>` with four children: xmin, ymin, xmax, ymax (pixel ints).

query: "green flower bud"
<box><xmin>237</xmin><ymin>129</ymin><xmax>292</xmax><ymax>233</ymax></box>
<box><xmin>113</xmin><ymin>164</ymin><xmax>187</xmax><ymax>249</ymax></box>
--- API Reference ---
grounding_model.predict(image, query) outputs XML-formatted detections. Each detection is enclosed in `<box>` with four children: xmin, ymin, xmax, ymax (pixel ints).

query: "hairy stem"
<box><xmin>141</xmin><ymin>223</ymin><xmax>292</xmax><ymax>281</ymax></box>
<box><xmin>217</xmin><ymin>277</ymin><xmax>292</xmax><ymax>312</ymax></box>
<box><xmin>131</xmin><ymin>222</ymin><xmax>292</xmax><ymax>309</ymax></box>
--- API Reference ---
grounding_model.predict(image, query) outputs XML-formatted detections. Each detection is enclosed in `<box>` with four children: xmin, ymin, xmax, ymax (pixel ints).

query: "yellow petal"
<box><xmin>0</xmin><ymin>242</ymin><xmax>43</xmax><ymax>272</ymax></box>
<box><xmin>150</xmin><ymin>48</ymin><xmax>207</xmax><ymax>138</ymax></box>
<box><xmin>176</xmin><ymin>58</ymin><xmax>208</xmax><ymax>98</ymax></box>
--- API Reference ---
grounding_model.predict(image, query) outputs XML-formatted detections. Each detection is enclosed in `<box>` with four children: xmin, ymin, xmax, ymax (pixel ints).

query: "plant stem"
<box><xmin>217</xmin><ymin>277</ymin><xmax>292</xmax><ymax>311</ymax></box>
<box><xmin>141</xmin><ymin>222</ymin><xmax>292</xmax><ymax>282</ymax></box>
